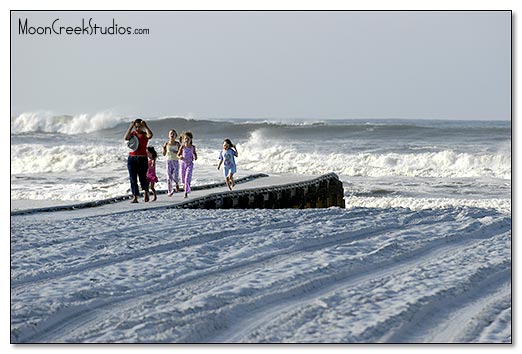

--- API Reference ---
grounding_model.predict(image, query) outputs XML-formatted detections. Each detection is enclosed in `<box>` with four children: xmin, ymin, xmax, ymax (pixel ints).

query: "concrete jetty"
<box><xmin>11</xmin><ymin>173</ymin><xmax>345</xmax><ymax>217</ymax></box>
<box><xmin>176</xmin><ymin>173</ymin><xmax>345</xmax><ymax>210</ymax></box>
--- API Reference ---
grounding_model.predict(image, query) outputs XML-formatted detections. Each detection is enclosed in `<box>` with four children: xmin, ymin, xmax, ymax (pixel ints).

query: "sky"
<box><xmin>11</xmin><ymin>10</ymin><xmax>510</xmax><ymax>120</ymax></box>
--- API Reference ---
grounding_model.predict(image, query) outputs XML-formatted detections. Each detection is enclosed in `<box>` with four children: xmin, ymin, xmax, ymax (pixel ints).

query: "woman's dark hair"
<box><xmin>147</xmin><ymin>146</ymin><xmax>158</xmax><ymax>160</ymax></box>
<box><xmin>134</xmin><ymin>118</ymin><xmax>143</xmax><ymax>124</ymax></box>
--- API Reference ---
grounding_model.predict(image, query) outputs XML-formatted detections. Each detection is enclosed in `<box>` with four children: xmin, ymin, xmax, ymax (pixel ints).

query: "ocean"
<box><xmin>10</xmin><ymin>112</ymin><xmax>511</xmax><ymax>213</ymax></box>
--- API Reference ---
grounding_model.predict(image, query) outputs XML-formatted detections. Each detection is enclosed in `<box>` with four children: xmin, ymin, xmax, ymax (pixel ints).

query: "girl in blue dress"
<box><xmin>217</xmin><ymin>138</ymin><xmax>239</xmax><ymax>190</ymax></box>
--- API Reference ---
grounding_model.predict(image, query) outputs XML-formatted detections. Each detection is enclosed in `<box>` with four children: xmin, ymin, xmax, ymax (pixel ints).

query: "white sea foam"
<box><xmin>11</xmin><ymin>111</ymin><xmax>125</xmax><ymax>134</ymax></box>
<box><xmin>231</xmin><ymin>130</ymin><xmax>511</xmax><ymax>179</ymax></box>
<box><xmin>235</xmin><ymin>119</ymin><xmax>327</xmax><ymax>126</ymax></box>
<box><xmin>10</xmin><ymin>180</ymin><xmax>130</xmax><ymax>202</ymax></box>
<box><xmin>345</xmin><ymin>196</ymin><xmax>511</xmax><ymax>214</ymax></box>
<box><xmin>11</xmin><ymin>144</ymin><xmax>125</xmax><ymax>174</ymax></box>
<box><xmin>12</xmin><ymin>139</ymin><xmax>510</xmax><ymax>180</ymax></box>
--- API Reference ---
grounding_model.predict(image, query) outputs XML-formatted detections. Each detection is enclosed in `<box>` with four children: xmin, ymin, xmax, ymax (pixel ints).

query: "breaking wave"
<box><xmin>229</xmin><ymin>130</ymin><xmax>511</xmax><ymax>179</ymax></box>
<box><xmin>11</xmin><ymin>112</ymin><xmax>126</xmax><ymax>135</ymax></box>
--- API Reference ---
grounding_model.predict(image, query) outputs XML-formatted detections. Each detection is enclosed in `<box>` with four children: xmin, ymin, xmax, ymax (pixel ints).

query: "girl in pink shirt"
<box><xmin>146</xmin><ymin>146</ymin><xmax>159</xmax><ymax>201</ymax></box>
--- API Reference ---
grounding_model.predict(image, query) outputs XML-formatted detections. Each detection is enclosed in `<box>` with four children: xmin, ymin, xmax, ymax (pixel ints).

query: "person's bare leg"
<box><xmin>151</xmin><ymin>184</ymin><xmax>157</xmax><ymax>201</ymax></box>
<box><xmin>226</xmin><ymin>177</ymin><xmax>232</xmax><ymax>190</ymax></box>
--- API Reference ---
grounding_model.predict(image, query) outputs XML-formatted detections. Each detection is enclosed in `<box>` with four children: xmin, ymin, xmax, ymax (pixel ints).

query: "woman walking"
<box><xmin>124</xmin><ymin>119</ymin><xmax>153</xmax><ymax>203</ymax></box>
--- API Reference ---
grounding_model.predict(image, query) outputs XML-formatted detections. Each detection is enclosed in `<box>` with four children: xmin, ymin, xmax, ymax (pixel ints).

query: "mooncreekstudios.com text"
<box><xmin>18</xmin><ymin>18</ymin><xmax>150</xmax><ymax>36</ymax></box>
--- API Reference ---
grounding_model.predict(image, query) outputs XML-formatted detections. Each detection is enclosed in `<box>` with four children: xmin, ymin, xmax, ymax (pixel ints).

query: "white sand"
<box><xmin>10</xmin><ymin>174</ymin><xmax>511</xmax><ymax>343</ymax></box>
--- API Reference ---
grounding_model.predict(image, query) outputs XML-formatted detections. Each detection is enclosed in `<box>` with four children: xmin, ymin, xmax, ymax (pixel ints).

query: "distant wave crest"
<box><xmin>11</xmin><ymin>113</ymin><xmax>510</xmax><ymax>139</ymax></box>
<box><xmin>11</xmin><ymin>112</ymin><xmax>126</xmax><ymax>134</ymax></box>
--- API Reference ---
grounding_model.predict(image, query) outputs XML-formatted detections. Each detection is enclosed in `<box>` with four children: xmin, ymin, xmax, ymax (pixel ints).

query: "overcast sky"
<box><xmin>11</xmin><ymin>11</ymin><xmax>511</xmax><ymax>120</ymax></box>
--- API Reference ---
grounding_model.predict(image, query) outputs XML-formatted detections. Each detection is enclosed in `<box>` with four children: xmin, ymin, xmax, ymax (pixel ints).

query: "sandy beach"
<box><xmin>10</xmin><ymin>175</ymin><xmax>511</xmax><ymax>343</ymax></box>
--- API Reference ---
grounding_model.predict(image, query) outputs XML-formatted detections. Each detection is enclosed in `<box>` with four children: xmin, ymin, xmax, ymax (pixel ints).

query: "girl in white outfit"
<box><xmin>162</xmin><ymin>129</ymin><xmax>181</xmax><ymax>196</ymax></box>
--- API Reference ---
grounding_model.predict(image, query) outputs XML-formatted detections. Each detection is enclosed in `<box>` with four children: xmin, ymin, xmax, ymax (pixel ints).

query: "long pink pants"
<box><xmin>180</xmin><ymin>161</ymin><xmax>193</xmax><ymax>193</ymax></box>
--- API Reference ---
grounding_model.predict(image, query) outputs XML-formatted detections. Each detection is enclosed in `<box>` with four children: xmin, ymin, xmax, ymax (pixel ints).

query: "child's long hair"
<box><xmin>224</xmin><ymin>138</ymin><xmax>234</xmax><ymax>148</ymax></box>
<box><xmin>147</xmin><ymin>146</ymin><xmax>158</xmax><ymax>160</ymax></box>
<box><xmin>183</xmin><ymin>131</ymin><xmax>194</xmax><ymax>144</ymax></box>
